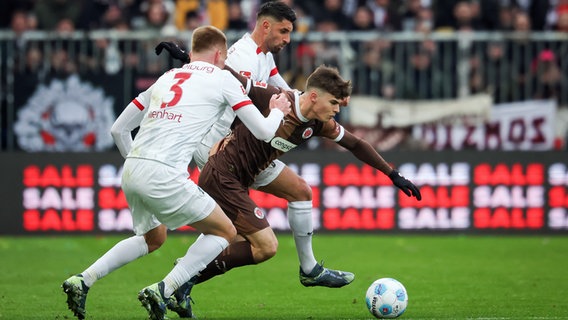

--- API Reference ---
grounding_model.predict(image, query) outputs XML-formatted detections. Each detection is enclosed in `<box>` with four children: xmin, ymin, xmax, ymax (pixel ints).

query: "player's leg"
<box><xmin>254</xmin><ymin>161</ymin><xmax>355</xmax><ymax>288</ymax></box>
<box><xmin>62</xmin><ymin>159</ymin><xmax>167</xmax><ymax>320</ymax></box>
<box><xmin>139</xmin><ymin>204</ymin><xmax>235</xmax><ymax>320</ymax></box>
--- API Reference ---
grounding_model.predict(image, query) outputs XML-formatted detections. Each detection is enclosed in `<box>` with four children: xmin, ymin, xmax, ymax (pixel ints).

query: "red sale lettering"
<box><xmin>23</xmin><ymin>209</ymin><xmax>94</xmax><ymax>231</ymax></box>
<box><xmin>98</xmin><ymin>188</ymin><xmax>128</xmax><ymax>209</ymax></box>
<box><xmin>23</xmin><ymin>165</ymin><xmax>94</xmax><ymax>187</ymax></box>
<box><xmin>398</xmin><ymin>186</ymin><xmax>469</xmax><ymax>208</ymax></box>
<box><xmin>322</xmin><ymin>164</ymin><xmax>391</xmax><ymax>186</ymax></box>
<box><xmin>473</xmin><ymin>208</ymin><xmax>543</xmax><ymax>229</ymax></box>
<box><xmin>548</xmin><ymin>186</ymin><xmax>568</xmax><ymax>207</ymax></box>
<box><xmin>473</xmin><ymin>163</ymin><xmax>544</xmax><ymax>185</ymax></box>
<box><xmin>250</xmin><ymin>189</ymin><xmax>288</xmax><ymax>208</ymax></box>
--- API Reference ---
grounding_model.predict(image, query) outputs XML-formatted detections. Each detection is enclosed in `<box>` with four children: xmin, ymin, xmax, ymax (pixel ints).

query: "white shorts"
<box><xmin>250</xmin><ymin>159</ymin><xmax>286</xmax><ymax>189</ymax></box>
<box><xmin>121</xmin><ymin>158</ymin><xmax>216</xmax><ymax>235</ymax></box>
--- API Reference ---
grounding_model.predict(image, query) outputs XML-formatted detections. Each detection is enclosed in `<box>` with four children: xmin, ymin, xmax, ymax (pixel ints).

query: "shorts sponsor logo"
<box><xmin>254</xmin><ymin>207</ymin><xmax>265</xmax><ymax>219</ymax></box>
<box><xmin>302</xmin><ymin>127</ymin><xmax>314</xmax><ymax>139</ymax></box>
<box><xmin>270</xmin><ymin>137</ymin><xmax>297</xmax><ymax>152</ymax></box>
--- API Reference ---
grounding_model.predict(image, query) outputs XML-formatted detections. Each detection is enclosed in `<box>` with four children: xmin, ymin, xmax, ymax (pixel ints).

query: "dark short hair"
<box><xmin>257</xmin><ymin>1</ymin><xmax>296</xmax><ymax>23</ymax></box>
<box><xmin>306</xmin><ymin>65</ymin><xmax>352</xmax><ymax>99</ymax></box>
<box><xmin>191</xmin><ymin>25</ymin><xmax>227</xmax><ymax>53</ymax></box>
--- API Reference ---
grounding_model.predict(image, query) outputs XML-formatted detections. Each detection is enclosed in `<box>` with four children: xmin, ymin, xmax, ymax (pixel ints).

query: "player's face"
<box><xmin>311</xmin><ymin>90</ymin><xmax>342</xmax><ymax>121</ymax></box>
<box><xmin>265</xmin><ymin>19</ymin><xmax>293</xmax><ymax>54</ymax></box>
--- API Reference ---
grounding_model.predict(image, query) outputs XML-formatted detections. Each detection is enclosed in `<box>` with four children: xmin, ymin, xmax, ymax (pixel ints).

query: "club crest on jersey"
<box><xmin>239</xmin><ymin>71</ymin><xmax>252</xmax><ymax>78</ymax></box>
<box><xmin>302</xmin><ymin>127</ymin><xmax>314</xmax><ymax>139</ymax></box>
<box><xmin>253</xmin><ymin>81</ymin><xmax>268</xmax><ymax>88</ymax></box>
<box><xmin>253</xmin><ymin>207</ymin><xmax>265</xmax><ymax>219</ymax></box>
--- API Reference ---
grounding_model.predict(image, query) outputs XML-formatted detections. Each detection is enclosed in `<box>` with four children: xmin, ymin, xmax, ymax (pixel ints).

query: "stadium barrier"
<box><xmin>1</xmin><ymin>31</ymin><xmax>568</xmax><ymax>151</ymax></box>
<box><xmin>1</xmin><ymin>150</ymin><xmax>567</xmax><ymax>235</ymax></box>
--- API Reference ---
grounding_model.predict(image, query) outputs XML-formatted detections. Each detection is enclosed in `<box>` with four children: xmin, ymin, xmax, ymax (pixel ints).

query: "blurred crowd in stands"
<box><xmin>1</xmin><ymin>1</ymin><xmax>568</xmax><ymax>151</ymax></box>
<box><xmin>2</xmin><ymin>0</ymin><xmax>568</xmax><ymax>34</ymax></box>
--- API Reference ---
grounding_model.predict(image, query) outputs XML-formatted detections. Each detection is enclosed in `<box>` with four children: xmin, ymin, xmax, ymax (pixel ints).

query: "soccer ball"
<box><xmin>365</xmin><ymin>277</ymin><xmax>408</xmax><ymax>318</ymax></box>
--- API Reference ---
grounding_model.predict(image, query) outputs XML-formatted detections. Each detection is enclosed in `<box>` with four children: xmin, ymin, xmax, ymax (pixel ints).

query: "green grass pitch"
<box><xmin>1</xmin><ymin>234</ymin><xmax>567</xmax><ymax>319</ymax></box>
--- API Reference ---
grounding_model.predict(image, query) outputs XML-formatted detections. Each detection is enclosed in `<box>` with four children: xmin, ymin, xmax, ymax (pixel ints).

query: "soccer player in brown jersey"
<box><xmin>165</xmin><ymin>65</ymin><xmax>422</xmax><ymax>317</ymax></box>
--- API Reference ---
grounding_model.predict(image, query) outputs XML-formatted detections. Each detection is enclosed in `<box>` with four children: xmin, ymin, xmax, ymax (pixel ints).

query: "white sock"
<box><xmin>162</xmin><ymin>234</ymin><xmax>229</xmax><ymax>297</ymax></box>
<box><xmin>288</xmin><ymin>201</ymin><xmax>318</xmax><ymax>274</ymax></box>
<box><xmin>82</xmin><ymin>235</ymin><xmax>148</xmax><ymax>287</ymax></box>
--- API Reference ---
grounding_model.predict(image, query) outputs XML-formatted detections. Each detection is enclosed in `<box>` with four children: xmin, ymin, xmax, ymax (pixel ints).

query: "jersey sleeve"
<box><xmin>110</xmin><ymin>85</ymin><xmax>153</xmax><ymax>158</ymax></box>
<box><xmin>221</xmin><ymin>70</ymin><xmax>253</xmax><ymax>111</ymax></box>
<box><xmin>267</xmin><ymin>63</ymin><xmax>291</xmax><ymax>90</ymax></box>
<box><xmin>318</xmin><ymin>119</ymin><xmax>345</xmax><ymax>142</ymax></box>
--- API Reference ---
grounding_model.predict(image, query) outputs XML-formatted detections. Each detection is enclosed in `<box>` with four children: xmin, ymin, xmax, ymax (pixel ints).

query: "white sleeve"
<box><xmin>235</xmin><ymin>104</ymin><xmax>284</xmax><ymax>142</ymax></box>
<box><xmin>110</xmin><ymin>87</ymin><xmax>152</xmax><ymax>158</ymax></box>
<box><xmin>268</xmin><ymin>72</ymin><xmax>291</xmax><ymax>90</ymax></box>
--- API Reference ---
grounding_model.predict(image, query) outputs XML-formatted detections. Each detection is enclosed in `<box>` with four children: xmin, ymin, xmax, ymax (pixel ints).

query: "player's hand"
<box><xmin>388</xmin><ymin>169</ymin><xmax>422</xmax><ymax>200</ymax></box>
<box><xmin>269</xmin><ymin>93</ymin><xmax>291</xmax><ymax>116</ymax></box>
<box><xmin>155</xmin><ymin>41</ymin><xmax>190</xmax><ymax>63</ymax></box>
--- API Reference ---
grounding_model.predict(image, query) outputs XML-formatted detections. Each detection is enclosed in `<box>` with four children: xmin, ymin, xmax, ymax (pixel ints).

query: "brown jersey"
<box><xmin>206</xmin><ymin>88</ymin><xmax>342</xmax><ymax>187</ymax></box>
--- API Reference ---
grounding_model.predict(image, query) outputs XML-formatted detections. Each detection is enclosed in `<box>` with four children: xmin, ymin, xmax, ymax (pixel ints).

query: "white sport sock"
<box><xmin>288</xmin><ymin>201</ymin><xmax>318</xmax><ymax>274</ymax></box>
<box><xmin>82</xmin><ymin>235</ymin><xmax>148</xmax><ymax>287</ymax></box>
<box><xmin>162</xmin><ymin>234</ymin><xmax>228</xmax><ymax>297</ymax></box>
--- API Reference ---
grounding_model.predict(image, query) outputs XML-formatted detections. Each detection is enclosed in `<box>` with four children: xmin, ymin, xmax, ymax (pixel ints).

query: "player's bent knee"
<box><xmin>289</xmin><ymin>178</ymin><xmax>312</xmax><ymax>202</ymax></box>
<box><xmin>258</xmin><ymin>237</ymin><xmax>278</xmax><ymax>261</ymax></box>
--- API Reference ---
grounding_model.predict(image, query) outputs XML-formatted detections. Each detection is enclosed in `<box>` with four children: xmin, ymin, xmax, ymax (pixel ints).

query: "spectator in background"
<box><xmin>174</xmin><ymin>0</ymin><xmax>200</xmax><ymax>30</ymax></box>
<box><xmin>314</xmin><ymin>0</ymin><xmax>353</xmax><ymax>30</ymax></box>
<box><xmin>350</xmin><ymin>5</ymin><xmax>375</xmax><ymax>30</ymax></box>
<box><xmin>553</xmin><ymin>4</ymin><xmax>568</xmax><ymax>31</ymax></box>
<box><xmin>365</xmin><ymin>0</ymin><xmax>402</xmax><ymax>31</ymax></box>
<box><xmin>506</xmin><ymin>11</ymin><xmax>535</xmax><ymax>101</ymax></box>
<box><xmin>183</xmin><ymin>10</ymin><xmax>202</xmax><ymax>30</ymax></box>
<box><xmin>227</xmin><ymin>1</ymin><xmax>248</xmax><ymax>31</ymax></box>
<box><xmin>33</xmin><ymin>0</ymin><xmax>84</xmax><ymax>30</ymax></box>
<box><xmin>484</xmin><ymin>41</ymin><xmax>512</xmax><ymax>103</ymax></box>
<box><xmin>532</xmin><ymin>49</ymin><xmax>564</xmax><ymax>101</ymax></box>
<box><xmin>510</xmin><ymin>0</ymin><xmax>551</xmax><ymax>30</ymax></box>
<box><xmin>207</xmin><ymin>0</ymin><xmax>229</xmax><ymax>31</ymax></box>
<box><xmin>452</xmin><ymin>1</ymin><xmax>478</xmax><ymax>31</ymax></box>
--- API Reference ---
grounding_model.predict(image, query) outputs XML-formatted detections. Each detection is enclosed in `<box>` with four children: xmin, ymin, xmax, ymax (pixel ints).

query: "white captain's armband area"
<box><xmin>333</xmin><ymin>125</ymin><xmax>345</xmax><ymax>142</ymax></box>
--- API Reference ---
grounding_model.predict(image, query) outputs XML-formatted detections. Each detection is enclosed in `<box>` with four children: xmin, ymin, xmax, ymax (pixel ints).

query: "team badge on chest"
<box><xmin>302</xmin><ymin>127</ymin><xmax>314</xmax><ymax>139</ymax></box>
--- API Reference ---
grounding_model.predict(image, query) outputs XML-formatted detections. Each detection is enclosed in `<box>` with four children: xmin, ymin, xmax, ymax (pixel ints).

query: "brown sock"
<box><xmin>194</xmin><ymin>241</ymin><xmax>255</xmax><ymax>284</ymax></box>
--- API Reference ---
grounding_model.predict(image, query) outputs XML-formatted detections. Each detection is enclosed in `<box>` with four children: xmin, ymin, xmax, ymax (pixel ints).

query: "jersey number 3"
<box><xmin>161</xmin><ymin>72</ymin><xmax>192</xmax><ymax>108</ymax></box>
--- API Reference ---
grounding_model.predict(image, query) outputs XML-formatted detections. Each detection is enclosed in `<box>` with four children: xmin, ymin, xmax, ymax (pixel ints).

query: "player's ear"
<box><xmin>309</xmin><ymin>89</ymin><xmax>318</xmax><ymax>104</ymax></box>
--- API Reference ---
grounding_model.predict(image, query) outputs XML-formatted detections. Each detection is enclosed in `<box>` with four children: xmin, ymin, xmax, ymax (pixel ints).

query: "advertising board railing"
<box><xmin>1</xmin><ymin>151</ymin><xmax>566</xmax><ymax>235</ymax></box>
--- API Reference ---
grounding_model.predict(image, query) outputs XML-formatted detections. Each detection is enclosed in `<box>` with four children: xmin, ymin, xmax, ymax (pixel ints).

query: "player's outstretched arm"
<box><xmin>155</xmin><ymin>41</ymin><xmax>190</xmax><ymax>63</ymax></box>
<box><xmin>337</xmin><ymin>130</ymin><xmax>422</xmax><ymax>200</ymax></box>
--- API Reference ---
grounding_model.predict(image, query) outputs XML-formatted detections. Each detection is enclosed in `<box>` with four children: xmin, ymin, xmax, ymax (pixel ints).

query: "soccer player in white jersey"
<box><xmin>61</xmin><ymin>25</ymin><xmax>291</xmax><ymax>320</ymax></box>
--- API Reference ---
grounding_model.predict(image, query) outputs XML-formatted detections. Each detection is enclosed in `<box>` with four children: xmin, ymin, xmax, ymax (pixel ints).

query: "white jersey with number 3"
<box><xmin>128</xmin><ymin>61</ymin><xmax>252</xmax><ymax>170</ymax></box>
